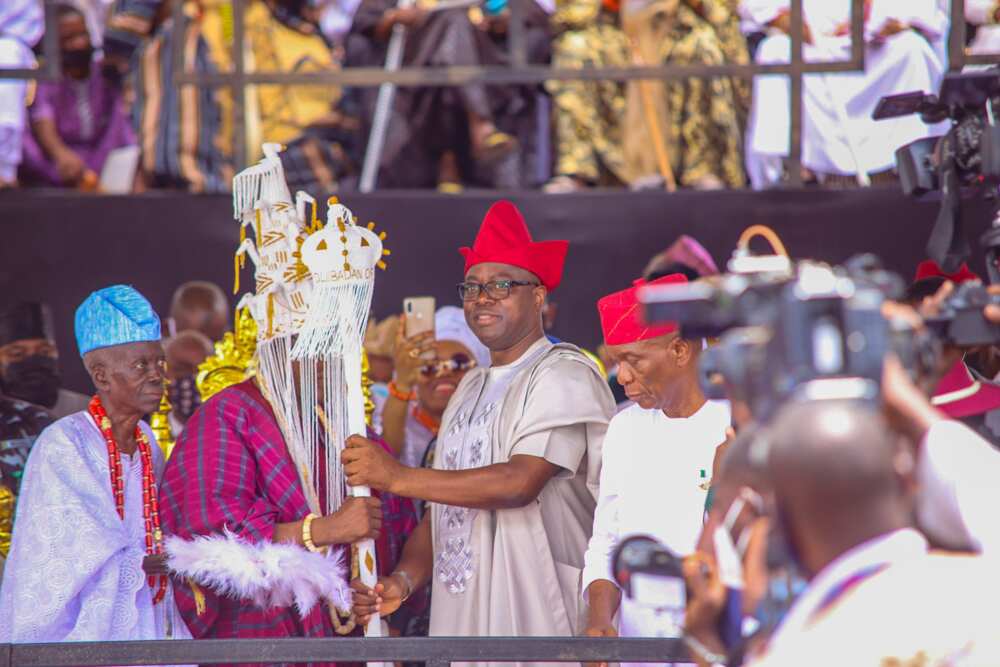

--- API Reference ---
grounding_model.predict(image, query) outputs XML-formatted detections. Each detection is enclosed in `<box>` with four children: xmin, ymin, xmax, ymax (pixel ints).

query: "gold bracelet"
<box><xmin>393</xmin><ymin>570</ymin><xmax>414</xmax><ymax>603</ymax></box>
<box><xmin>302</xmin><ymin>513</ymin><xmax>323</xmax><ymax>553</ymax></box>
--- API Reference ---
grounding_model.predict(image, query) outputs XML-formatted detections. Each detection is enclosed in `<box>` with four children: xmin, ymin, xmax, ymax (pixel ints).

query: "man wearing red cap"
<box><xmin>582</xmin><ymin>274</ymin><xmax>730</xmax><ymax>660</ymax></box>
<box><xmin>905</xmin><ymin>260</ymin><xmax>1000</xmax><ymax>445</ymax></box>
<box><xmin>904</xmin><ymin>260</ymin><xmax>982</xmax><ymax>305</ymax></box>
<box><xmin>344</xmin><ymin>200</ymin><xmax>615</xmax><ymax>654</ymax></box>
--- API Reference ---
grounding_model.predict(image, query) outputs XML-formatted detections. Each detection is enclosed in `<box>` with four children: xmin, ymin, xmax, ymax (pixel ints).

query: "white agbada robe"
<box><xmin>429</xmin><ymin>338</ymin><xmax>614</xmax><ymax>667</ymax></box>
<box><xmin>581</xmin><ymin>399</ymin><xmax>730</xmax><ymax>667</ymax></box>
<box><xmin>750</xmin><ymin>529</ymin><xmax>1000</xmax><ymax>667</ymax></box>
<box><xmin>742</xmin><ymin>0</ymin><xmax>948</xmax><ymax>186</ymax></box>
<box><xmin>915</xmin><ymin>419</ymin><xmax>1000</xmax><ymax>555</ymax></box>
<box><xmin>0</xmin><ymin>411</ymin><xmax>190</xmax><ymax>649</ymax></box>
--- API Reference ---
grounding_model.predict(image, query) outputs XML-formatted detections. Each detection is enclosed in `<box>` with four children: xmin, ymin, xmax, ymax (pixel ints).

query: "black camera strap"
<box><xmin>927</xmin><ymin>159</ymin><xmax>972</xmax><ymax>274</ymax></box>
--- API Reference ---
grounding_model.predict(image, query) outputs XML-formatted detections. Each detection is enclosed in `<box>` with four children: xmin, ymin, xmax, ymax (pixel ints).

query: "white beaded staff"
<box><xmin>292</xmin><ymin>197</ymin><xmax>389</xmax><ymax>638</ymax></box>
<box><xmin>231</xmin><ymin>147</ymin><xmax>388</xmax><ymax>645</ymax></box>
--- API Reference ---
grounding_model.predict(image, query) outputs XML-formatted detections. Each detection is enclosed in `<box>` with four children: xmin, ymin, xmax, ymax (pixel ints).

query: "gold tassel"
<box><xmin>233</xmin><ymin>254</ymin><xmax>240</xmax><ymax>295</ymax></box>
<box><xmin>255</xmin><ymin>209</ymin><xmax>262</xmax><ymax>246</ymax></box>
<box><xmin>189</xmin><ymin>579</ymin><xmax>207</xmax><ymax>616</ymax></box>
<box><xmin>240</xmin><ymin>224</ymin><xmax>247</xmax><ymax>269</ymax></box>
<box><xmin>0</xmin><ymin>486</ymin><xmax>13</xmax><ymax>558</ymax></box>
<box><xmin>266</xmin><ymin>293</ymin><xmax>275</xmax><ymax>338</ymax></box>
<box><xmin>362</xmin><ymin>350</ymin><xmax>375</xmax><ymax>427</ymax></box>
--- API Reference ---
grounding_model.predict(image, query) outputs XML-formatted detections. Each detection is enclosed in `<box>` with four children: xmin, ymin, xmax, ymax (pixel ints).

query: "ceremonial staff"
<box><xmin>294</xmin><ymin>198</ymin><xmax>390</xmax><ymax>651</ymax></box>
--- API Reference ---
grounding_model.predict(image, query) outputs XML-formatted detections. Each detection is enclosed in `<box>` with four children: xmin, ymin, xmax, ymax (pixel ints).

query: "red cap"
<box><xmin>914</xmin><ymin>260</ymin><xmax>981</xmax><ymax>284</ymax></box>
<box><xmin>459</xmin><ymin>201</ymin><xmax>569</xmax><ymax>291</ymax></box>
<box><xmin>648</xmin><ymin>235</ymin><xmax>719</xmax><ymax>278</ymax></box>
<box><xmin>598</xmin><ymin>273</ymin><xmax>689</xmax><ymax>346</ymax></box>
<box><xmin>932</xmin><ymin>360</ymin><xmax>1000</xmax><ymax>418</ymax></box>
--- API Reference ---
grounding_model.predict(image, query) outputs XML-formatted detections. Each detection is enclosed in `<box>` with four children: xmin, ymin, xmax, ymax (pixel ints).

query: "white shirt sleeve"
<box><xmin>916</xmin><ymin>420</ymin><xmax>1000</xmax><ymax>554</ymax></box>
<box><xmin>581</xmin><ymin>411</ymin><xmax>627</xmax><ymax>597</ymax></box>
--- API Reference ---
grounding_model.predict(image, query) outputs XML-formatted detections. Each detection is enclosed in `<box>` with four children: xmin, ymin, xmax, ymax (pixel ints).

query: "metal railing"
<box><xmin>0</xmin><ymin>637</ymin><xmax>688</xmax><ymax>667</ymax></box>
<box><xmin>169</xmin><ymin>0</ymin><xmax>865</xmax><ymax>179</ymax></box>
<box><xmin>2</xmin><ymin>0</ymin><xmax>999</xmax><ymax>185</ymax></box>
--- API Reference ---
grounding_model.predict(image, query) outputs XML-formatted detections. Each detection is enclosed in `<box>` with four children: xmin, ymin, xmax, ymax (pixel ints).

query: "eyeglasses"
<box><xmin>457</xmin><ymin>279</ymin><xmax>539</xmax><ymax>301</ymax></box>
<box><xmin>420</xmin><ymin>353</ymin><xmax>477</xmax><ymax>378</ymax></box>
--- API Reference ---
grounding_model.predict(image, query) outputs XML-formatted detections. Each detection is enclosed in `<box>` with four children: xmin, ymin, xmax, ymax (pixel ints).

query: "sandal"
<box><xmin>543</xmin><ymin>175</ymin><xmax>588</xmax><ymax>193</ymax></box>
<box><xmin>473</xmin><ymin>130</ymin><xmax>519</xmax><ymax>166</ymax></box>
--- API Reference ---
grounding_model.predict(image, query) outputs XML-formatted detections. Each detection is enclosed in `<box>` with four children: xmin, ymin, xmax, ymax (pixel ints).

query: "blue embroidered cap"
<box><xmin>74</xmin><ymin>285</ymin><xmax>161</xmax><ymax>357</ymax></box>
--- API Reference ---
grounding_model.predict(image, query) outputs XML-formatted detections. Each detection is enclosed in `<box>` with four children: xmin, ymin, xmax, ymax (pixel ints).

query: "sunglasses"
<box><xmin>420</xmin><ymin>353</ymin><xmax>476</xmax><ymax>378</ymax></box>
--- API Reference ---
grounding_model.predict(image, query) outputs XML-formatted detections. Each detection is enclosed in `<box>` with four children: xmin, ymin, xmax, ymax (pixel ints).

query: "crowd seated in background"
<box><xmin>5</xmin><ymin>0</ymin><xmax>1000</xmax><ymax>192</ymax></box>
<box><xmin>619</xmin><ymin>0</ymin><xmax>749</xmax><ymax>191</ymax></box>
<box><xmin>103</xmin><ymin>0</ymin><xmax>345</xmax><ymax>193</ymax></box>
<box><xmin>743</xmin><ymin>0</ymin><xmax>949</xmax><ymax>188</ymax></box>
<box><xmin>19</xmin><ymin>3</ymin><xmax>135</xmax><ymax>189</ymax></box>
<box><xmin>346</xmin><ymin>0</ymin><xmax>552</xmax><ymax>189</ymax></box>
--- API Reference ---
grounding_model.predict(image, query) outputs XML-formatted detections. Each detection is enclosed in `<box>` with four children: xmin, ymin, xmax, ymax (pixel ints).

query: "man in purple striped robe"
<box><xmin>159</xmin><ymin>377</ymin><xmax>416</xmax><ymax>665</ymax></box>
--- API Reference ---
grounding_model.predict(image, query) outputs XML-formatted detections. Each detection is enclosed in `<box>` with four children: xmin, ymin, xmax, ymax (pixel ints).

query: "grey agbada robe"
<box><xmin>429</xmin><ymin>339</ymin><xmax>615</xmax><ymax>666</ymax></box>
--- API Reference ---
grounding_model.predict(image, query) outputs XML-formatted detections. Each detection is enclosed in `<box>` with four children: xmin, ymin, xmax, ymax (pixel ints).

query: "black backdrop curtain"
<box><xmin>1</xmin><ymin>187</ymin><xmax>992</xmax><ymax>393</ymax></box>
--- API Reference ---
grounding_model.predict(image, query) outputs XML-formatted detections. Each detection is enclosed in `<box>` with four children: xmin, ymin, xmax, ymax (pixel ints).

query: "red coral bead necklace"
<box><xmin>89</xmin><ymin>395</ymin><xmax>168</xmax><ymax>605</ymax></box>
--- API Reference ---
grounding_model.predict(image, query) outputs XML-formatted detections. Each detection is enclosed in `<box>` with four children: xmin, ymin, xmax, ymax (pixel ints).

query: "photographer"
<box><xmin>582</xmin><ymin>273</ymin><xmax>731</xmax><ymax>662</ymax></box>
<box><xmin>904</xmin><ymin>261</ymin><xmax>1000</xmax><ymax>445</ymax></box>
<box><xmin>684</xmin><ymin>398</ymin><xmax>1000</xmax><ymax>666</ymax></box>
<box><xmin>677</xmin><ymin>284</ymin><xmax>1000</xmax><ymax>665</ymax></box>
<box><xmin>627</xmin><ymin>235</ymin><xmax>1000</xmax><ymax>659</ymax></box>
<box><xmin>894</xmin><ymin>280</ymin><xmax>1000</xmax><ymax>553</ymax></box>
<box><xmin>744</xmin><ymin>0</ymin><xmax>947</xmax><ymax>187</ymax></box>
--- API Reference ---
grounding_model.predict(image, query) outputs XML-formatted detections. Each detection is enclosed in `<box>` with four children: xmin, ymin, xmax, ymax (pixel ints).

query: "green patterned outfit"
<box><xmin>622</xmin><ymin>0</ymin><xmax>750</xmax><ymax>187</ymax></box>
<box><xmin>547</xmin><ymin>0</ymin><xmax>630</xmax><ymax>185</ymax></box>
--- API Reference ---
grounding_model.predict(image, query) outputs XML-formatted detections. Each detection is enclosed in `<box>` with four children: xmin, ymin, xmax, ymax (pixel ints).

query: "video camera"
<box><xmin>610</xmin><ymin>536</ymin><xmax>728</xmax><ymax>644</ymax></box>
<box><xmin>639</xmin><ymin>249</ymin><xmax>927</xmax><ymax>420</ymax></box>
<box><xmin>923</xmin><ymin>223</ymin><xmax>1000</xmax><ymax>347</ymax></box>
<box><xmin>875</xmin><ymin>70</ymin><xmax>1000</xmax><ymax>200</ymax></box>
<box><xmin>611</xmin><ymin>529</ymin><xmax>804</xmax><ymax>662</ymax></box>
<box><xmin>876</xmin><ymin>70</ymin><xmax>1000</xmax><ymax>278</ymax></box>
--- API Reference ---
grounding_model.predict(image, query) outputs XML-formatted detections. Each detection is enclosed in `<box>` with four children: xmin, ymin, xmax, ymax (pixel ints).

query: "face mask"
<box><xmin>168</xmin><ymin>375</ymin><xmax>201</xmax><ymax>422</ymax></box>
<box><xmin>1</xmin><ymin>355</ymin><xmax>60</xmax><ymax>408</ymax></box>
<box><xmin>62</xmin><ymin>47</ymin><xmax>94</xmax><ymax>70</ymax></box>
<box><xmin>746</xmin><ymin>512</ymin><xmax>808</xmax><ymax>639</ymax></box>
<box><xmin>748</xmin><ymin>568</ymin><xmax>808</xmax><ymax>639</ymax></box>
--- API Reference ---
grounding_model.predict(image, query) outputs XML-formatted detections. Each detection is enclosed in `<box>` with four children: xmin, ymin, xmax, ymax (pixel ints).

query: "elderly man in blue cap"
<box><xmin>0</xmin><ymin>285</ymin><xmax>190</xmax><ymax>647</ymax></box>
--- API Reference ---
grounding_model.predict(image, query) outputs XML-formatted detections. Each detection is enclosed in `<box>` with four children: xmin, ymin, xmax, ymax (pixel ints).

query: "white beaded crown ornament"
<box><xmin>230</xmin><ymin>146</ymin><xmax>389</xmax><ymax>636</ymax></box>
